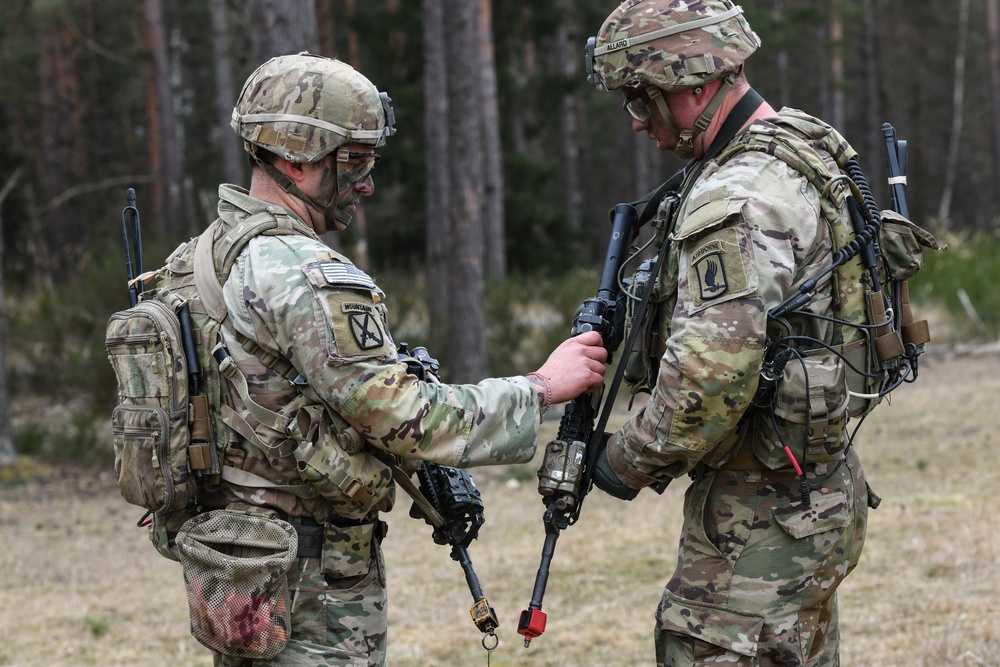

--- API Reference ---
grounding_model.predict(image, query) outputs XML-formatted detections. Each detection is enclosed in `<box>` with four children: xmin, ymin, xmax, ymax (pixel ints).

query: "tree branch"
<box><xmin>42</xmin><ymin>174</ymin><xmax>155</xmax><ymax>212</ymax></box>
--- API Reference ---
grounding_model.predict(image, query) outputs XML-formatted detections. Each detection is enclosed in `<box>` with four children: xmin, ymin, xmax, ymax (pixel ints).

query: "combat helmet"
<box><xmin>586</xmin><ymin>0</ymin><xmax>760</xmax><ymax>157</ymax></box>
<box><xmin>232</xmin><ymin>52</ymin><xmax>395</xmax><ymax>161</ymax></box>
<box><xmin>230</xmin><ymin>53</ymin><xmax>396</xmax><ymax>229</ymax></box>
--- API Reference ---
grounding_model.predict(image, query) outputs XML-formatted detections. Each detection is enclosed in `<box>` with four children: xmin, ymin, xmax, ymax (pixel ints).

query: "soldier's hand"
<box><xmin>532</xmin><ymin>331</ymin><xmax>607</xmax><ymax>405</ymax></box>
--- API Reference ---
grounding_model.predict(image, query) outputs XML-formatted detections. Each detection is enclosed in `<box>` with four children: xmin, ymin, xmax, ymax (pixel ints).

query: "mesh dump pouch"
<box><xmin>176</xmin><ymin>510</ymin><xmax>297</xmax><ymax>659</ymax></box>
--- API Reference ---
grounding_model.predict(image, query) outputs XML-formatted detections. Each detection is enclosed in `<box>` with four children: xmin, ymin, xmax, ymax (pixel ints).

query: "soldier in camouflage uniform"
<box><xmin>585</xmin><ymin>2</ymin><xmax>877</xmax><ymax>665</ymax></box>
<box><xmin>162</xmin><ymin>53</ymin><xmax>607</xmax><ymax>666</ymax></box>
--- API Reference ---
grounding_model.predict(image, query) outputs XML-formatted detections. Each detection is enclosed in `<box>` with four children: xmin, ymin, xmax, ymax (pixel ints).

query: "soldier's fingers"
<box><xmin>574</xmin><ymin>330</ymin><xmax>603</xmax><ymax>346</ymax></box>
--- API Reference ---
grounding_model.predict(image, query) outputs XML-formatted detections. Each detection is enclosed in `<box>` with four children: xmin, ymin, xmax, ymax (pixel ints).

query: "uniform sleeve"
<box><xmin>223</xmin><ymin>234</ymin><xmax>540</xmax><ymax>468</ymax></box>
<box><xmin>609</xmin><ymin>156</ymin><xmax>826</xmax><ymax>486</ymax></box>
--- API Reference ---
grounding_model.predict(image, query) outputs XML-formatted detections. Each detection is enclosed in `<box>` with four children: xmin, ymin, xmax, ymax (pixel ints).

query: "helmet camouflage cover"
<box><xmin>231</xmin><ymin>53</ymin><xmax>395</xmax><ymax>163</ymax></box>
<box><xmin>587</xmin><ymin>0</ymin><xmax>760</xmax><ymax>92</ymax></box>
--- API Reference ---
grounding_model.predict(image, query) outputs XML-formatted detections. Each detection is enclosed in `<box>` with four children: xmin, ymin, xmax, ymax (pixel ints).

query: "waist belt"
<box><xmin>716</xmin><ymin>445</ymin><xmax>771</xmax><ymax>472</ymax></box>
<box><xmin>286</xmin><ymin>514</ymin><xmax>385</xmax><ymax>559</ymax></box>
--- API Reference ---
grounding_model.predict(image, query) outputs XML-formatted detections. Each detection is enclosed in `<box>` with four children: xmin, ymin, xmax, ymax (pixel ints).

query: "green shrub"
<box><xmin>909</xmin><ymin>231</ymin><xmax>1000</xmax><ymax>340</ymax></box>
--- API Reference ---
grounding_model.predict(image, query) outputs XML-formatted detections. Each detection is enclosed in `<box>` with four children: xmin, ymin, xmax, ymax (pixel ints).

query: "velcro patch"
<box><xmin>343</xmin><ymin>302</ymin><xmax>385</xmax><ymax>351</ymax></box>
<box><xmin>687</xmin><ymin>226</ymin><xmax>753</xmax><ymax>312</ymax></box>
<box><xmin>318</xmin><ymin>261</ymin><xmax>376</xmax><ymax>290</ymax></box>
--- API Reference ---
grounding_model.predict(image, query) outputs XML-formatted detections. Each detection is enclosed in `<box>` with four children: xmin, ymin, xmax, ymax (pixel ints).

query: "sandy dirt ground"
<box><xmin>1</xmin><ymin>350</ymin><xmax>998</xmax><ymax>666</ymax></box>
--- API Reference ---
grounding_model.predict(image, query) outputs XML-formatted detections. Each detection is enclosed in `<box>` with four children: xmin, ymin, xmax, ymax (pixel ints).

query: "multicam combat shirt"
<box><xmin>213</xmin><ymin>184</ymin><xmax>540</xmax><ymax>519</ymax></box>
<box><xmin>609</xmin><ymin>109</ymin><xmax>847</xmax><ymax>487</ymax></box>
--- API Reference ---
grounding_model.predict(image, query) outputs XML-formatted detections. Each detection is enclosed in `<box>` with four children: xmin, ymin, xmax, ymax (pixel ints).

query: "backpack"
<box><xmin>106</xmin><ymin>208</ymin><xmax>321</xmax><ymax>559</ymax></box>
<box><xmin>713</xmin><ymin>111</ymin><xmax>942</xmax><ymax>419</ymax></box>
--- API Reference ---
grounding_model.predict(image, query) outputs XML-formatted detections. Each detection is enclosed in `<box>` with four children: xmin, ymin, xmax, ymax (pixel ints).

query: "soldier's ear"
<box><xmin>278</xmin><ymin>158</ymin><xmax>309</xmax><ymax>185</ymax></box>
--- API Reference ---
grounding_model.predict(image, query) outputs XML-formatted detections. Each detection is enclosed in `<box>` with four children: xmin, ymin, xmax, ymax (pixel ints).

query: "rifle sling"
<box><xmin>391</xmin><ymin>464</ymin><xmax>446</xmax><ymax>529</ymax></box>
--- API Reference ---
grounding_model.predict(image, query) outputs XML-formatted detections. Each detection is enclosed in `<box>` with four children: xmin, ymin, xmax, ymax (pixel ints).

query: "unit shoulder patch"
<box><xmin>685</xmin><ymin>225</ymin><xmax>757</xmax><ymax>314</ymax></box>
<box><xmin>343</xmin><ymin>302</ymin><xmax>385</xmax><ymax>351</ymax></box>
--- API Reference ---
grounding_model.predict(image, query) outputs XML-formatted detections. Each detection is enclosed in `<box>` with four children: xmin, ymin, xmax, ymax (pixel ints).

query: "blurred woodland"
<box><xmin>1</xmin><ymin>0</ymin><xmax>999</xmax><ymax>461</ymax></box>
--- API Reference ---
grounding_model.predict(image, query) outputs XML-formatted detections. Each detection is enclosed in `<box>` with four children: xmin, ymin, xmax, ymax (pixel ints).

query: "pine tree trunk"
<box><xmin>444</xmin><ymin>0</ymin><xmax>487</xmax><ymax>382</ymax></box>
<box><xmin>423</xmin><ymin>0</ymin><xmax>450</xmax><ymax>351</ymax></box>
<box><xmin>36</xmin><ymin>7</ymin><xmax>86</xmax><ymax>266</ymax></box>
<box><xmin>210</xmin><ymin>0</ymin><xmax>243</xmax><ymax>188</ymax></box>
<box><xmin>478</xmin><ymin>0</ymin><xmax>506</xmax><ymax>283</ymax></box>
<box><xmin>828</xmin><ymin>0</ymin><xmax>845</xmax><ymax>131</ymax></box>
<box><xmin>315</xmin><ymin>0</ymin><xmax>336</xmax><ymax>57</ymax></box>
<box><xmin>861</xmin><ymin>0</ymin><xmax>885</xmax><ymax>204</ymax></box>
<box><xmin>937</xmin><ymin>0</ymin><xmax>971</xmax><ymax>224</ymax></box>
<box><xmin>987</xmin><ymin>0</ymin><xmax>1000</xmax><ymax>213</ymax></box>
<box><xmin>556</xmin><ymin>0</ymin><xmax>582</xmax><ymax>254</ymax></box>
<box><xmin>143</xmin><ymin>0</ymin><xmax>186</xmax><ymax>235</ymax></box>
<box><xmin>247</xmin><ymin>0</ymin><xmax>319</xmax><ymax>59</ymax></box>
<box><xmin>0</xmin><ymin>167</ymin><xmax>23</xmax><ymax>465</ymax></box>
<box><xmin>771</xmin><ymin>0</ymin><xmax>790</xmax><ymax>107</ymax></box>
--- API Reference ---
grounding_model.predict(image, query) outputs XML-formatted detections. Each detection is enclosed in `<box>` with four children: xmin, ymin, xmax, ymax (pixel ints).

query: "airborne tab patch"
<box><xmin>686</xmin><ymin>226</ymin><xmax>753</xmax><ymax>313</ymax></box>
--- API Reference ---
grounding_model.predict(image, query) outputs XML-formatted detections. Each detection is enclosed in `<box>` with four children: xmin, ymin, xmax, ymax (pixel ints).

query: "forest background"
<box><xmin>1</xmin><ymin>0</ymin><xmax>1000</xmax><ymax>464</ymax></box>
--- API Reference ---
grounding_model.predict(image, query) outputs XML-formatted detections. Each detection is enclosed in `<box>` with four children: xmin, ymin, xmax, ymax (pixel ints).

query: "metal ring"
<box><xmin>482</xmin><ymin>631</ymin><xmax>499</xmax><ymax>651</ymax></box>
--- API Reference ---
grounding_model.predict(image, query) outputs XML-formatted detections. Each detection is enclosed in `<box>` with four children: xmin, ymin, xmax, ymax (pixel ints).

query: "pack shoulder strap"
<box><xmin>193</xmin><ymin>208</ymin><xmax>316</xmax><ymax>323</ymax></box>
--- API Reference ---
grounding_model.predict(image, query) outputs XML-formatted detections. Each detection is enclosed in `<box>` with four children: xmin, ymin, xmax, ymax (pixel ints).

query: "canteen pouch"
<box><xmin>175</xmin><ymin>509</ymin><xmax>296</xmax><ymax>659</ymax></box>
<box><xmin>755</xmin><ymin>352</ymin><xmax>850</xmax><ymax>469</ymax></box>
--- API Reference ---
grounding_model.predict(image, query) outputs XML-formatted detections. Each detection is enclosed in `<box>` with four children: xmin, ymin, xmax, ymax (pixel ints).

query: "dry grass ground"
<box><xmin>1</xmin><ymin>351</ymin><xmax>998</xmax><ymax>667</ymax></box>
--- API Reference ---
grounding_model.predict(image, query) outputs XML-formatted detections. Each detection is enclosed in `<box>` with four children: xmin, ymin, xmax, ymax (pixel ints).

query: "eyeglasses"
<box><xmin>622</xmin><ymin>87</ymin><xmax>662</xmax><ymax>123</ymax></box>
<box><xmin>336</xmin><ymin>148</ymin><xmax>381</xmax><ymax>180</ymax></box>
<box><xmin>344</xmin><ymin>150</ymin><xmax>380</xmax><ymax>165</ymax></box>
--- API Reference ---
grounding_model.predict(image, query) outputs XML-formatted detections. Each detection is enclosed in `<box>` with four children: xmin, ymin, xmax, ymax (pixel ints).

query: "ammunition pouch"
<box><xmin>291</xmin><ymin>409</ymin><xmax>393</xmax><ymax>521</ymax></box>
<box><xmin>753</xmin><ymin>350</ymin><xmax>850</xmax><ymax>470</ymax></box>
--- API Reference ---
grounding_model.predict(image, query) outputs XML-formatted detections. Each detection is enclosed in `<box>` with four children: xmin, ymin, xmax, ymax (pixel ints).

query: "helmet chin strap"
<box><xmin>255</xmin><ymin>153</ymin><xmax>351</xmax><ymax>234</ymax></box>
<box><xmin>649</xmin><ymin>73</ymin><xmax>736</xmax><ymax>160</ymax></box>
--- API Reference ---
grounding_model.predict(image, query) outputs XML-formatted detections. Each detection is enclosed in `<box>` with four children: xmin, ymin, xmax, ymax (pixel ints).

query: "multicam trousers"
<box><xmin>654</xmin><ymin>447</ymin><xmax>872</xmax><ymax>667</ymax></box>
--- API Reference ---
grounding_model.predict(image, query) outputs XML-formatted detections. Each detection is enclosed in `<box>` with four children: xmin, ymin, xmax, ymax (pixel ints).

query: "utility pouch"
<box><xmin>878</xmin><ymin>210</ymin><xmax>940</xmax><ymax>281</ymax></box>
<box><xmin>107</xmin><ymin>299</ymin><xmax>195</xmax><ymax>514</ymax></box>
<box><xmin>175</xmin><ymin>509</ymin><xmax>296</xmax><ymax>659</ymax></box>
<box><xmin>292</xmin><ymin>412</ymin><xmax>392</xmax><ymax>520</ymax></box>
<box><xmin>622</xmin><ymin>257</ymin><xmax>662</xmax><ymax>396</ymax></box>
<box><xmin>754</xmin><ymin>352</ymin><xmax>850</xmax><ymax>469</ymax></box>
<box><xmin>322</xmin><ymin>521</ymin><xmax>377</xmax><ymax>581</ymax></box>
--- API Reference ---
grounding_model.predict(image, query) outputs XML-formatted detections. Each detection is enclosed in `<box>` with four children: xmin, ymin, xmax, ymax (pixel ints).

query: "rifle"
<box><xmin>397</xmin><ymin>344</ymin><xmax>501</xmax><ymax>650</ymax></box>
<box><xmin>517</xmin><ymin>203</ymin><xmax>640</xmax><ymax>646</ymax></box>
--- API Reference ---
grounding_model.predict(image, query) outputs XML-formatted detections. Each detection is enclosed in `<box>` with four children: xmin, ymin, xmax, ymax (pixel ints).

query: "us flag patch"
<box><xmin>319</xmin><ymin>261</ymin><xmax>376</xmax><ymax>290</ymax></box>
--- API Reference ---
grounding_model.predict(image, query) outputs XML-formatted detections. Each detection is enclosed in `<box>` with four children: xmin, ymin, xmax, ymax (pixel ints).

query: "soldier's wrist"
<box><xmin>525</xmin><ymin>372</ymin><xmax>552</xmax><ymax>421</ymax></box>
